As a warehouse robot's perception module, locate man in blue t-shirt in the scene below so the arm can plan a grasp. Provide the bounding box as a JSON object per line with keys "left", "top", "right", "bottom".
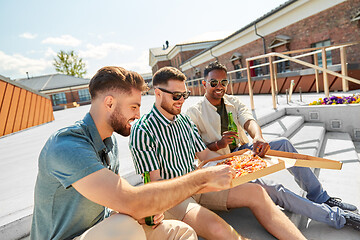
{"left": 30, "top": 66, "right": 234, "bottom": 240}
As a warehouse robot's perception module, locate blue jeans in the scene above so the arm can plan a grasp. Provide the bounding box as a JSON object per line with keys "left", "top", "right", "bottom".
{"left": 236, "top": 137, "right": 346, "bottom": 229}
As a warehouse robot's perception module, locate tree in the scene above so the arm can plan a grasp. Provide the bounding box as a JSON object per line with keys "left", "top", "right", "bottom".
{"left": 53, "top": 50, "right": 87, "bottom": 78}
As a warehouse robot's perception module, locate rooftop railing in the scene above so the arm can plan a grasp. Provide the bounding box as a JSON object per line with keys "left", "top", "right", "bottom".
{"left": 185, "top": 41, "right": 360, "bottom": 111}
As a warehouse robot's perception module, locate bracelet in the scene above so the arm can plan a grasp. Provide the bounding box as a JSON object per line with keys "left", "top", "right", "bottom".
{"left": 214, "top": 141, "right": 219, "bottom": 150}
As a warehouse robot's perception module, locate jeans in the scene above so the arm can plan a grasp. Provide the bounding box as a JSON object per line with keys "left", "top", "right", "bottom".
{"left": 236, "top": 137, "right": 346, "bottom": 229}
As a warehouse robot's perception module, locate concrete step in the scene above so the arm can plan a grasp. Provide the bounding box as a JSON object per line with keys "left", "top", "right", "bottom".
{"left": 0, "top": 173, "right": 139, "bottom": 240}
{"left": 289, "top": 122, "right": 326, "bottom": 157}
{"left": 0, "top": 215, "right": 31, "bottom": 240}
{"left": 354, "top": 141, "right": 360, "bottom": 159}
{"left": 261, "top": 115, "right": 304, "bottom": 142}
{"left": 301, "top": 132, "right": 360, "bottom": 239}
{"left": 256, "top": 107, "right": 286, "bottom": 127}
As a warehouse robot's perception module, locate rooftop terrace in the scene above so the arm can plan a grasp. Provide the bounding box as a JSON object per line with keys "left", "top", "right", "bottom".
{"left": 1, "top": 90, "right": 360, "bottom": 239}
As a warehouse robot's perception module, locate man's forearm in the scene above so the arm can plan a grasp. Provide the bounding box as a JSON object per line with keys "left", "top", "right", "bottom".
{"left": 123, "top": 168, "right": 210, "bottom": 219}
{"left": 244, "top": 119, "right": 263, "bottom": 139}
{"left": 207, "top": 141, "right": 220, "bottom": 151}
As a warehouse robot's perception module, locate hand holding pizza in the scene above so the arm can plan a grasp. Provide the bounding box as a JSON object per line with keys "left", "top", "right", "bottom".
{"left": 252, "top": 137, "right": 270, "bottom": 157}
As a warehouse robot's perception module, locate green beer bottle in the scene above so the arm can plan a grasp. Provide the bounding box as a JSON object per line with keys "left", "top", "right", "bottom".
{"left": 143, "top": 171, "right": 155, "bottom": 226}
{"left": 228, "top": 112, "right": 238, "bottom": 146}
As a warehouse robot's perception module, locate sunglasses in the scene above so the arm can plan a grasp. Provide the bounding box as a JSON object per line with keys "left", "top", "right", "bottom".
{"left": 156, "top": 87, "right": 191, "bottom": 101}
{"left": 208, "top": 79, "right": 229, "bottom": 88}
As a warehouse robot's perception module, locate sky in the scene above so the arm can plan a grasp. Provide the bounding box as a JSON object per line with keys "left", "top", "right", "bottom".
{"left": 0, "top": 0, "right": 288, "bottom": 80}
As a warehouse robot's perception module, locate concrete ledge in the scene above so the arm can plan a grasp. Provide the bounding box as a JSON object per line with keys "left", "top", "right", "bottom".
{"left": 261, "top": 115, "right": 304, "bottom": 141}
{"left": 0, "top": 214, "right": 31, "bottom": 240}
{"left": 256, "top": 107, "right": 286, "bottom": 127}
{"left": 289, "top": 122, "right": 326, "bottom": 157}
{"left": 286, "top": 104, "right": 360, "bottom": 141}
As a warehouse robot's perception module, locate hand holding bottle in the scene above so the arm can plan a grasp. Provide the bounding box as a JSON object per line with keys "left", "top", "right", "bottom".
{"left": 138, "top": 213, "right": 164, "bottom": 229}
{"left": 227, "top": 112, "right": 238, "bottom": 146}
{"left": 217, "top": 131, "right": 239, "bottom": 149}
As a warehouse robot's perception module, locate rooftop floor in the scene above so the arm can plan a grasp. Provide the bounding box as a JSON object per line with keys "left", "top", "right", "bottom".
{"left": 1, "top": 90, "right": 359, "bottom": 239}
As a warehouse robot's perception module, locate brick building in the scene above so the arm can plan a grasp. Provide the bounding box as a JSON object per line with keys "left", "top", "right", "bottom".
{"left": 15, "top": 74, "right": 91, "bottom": 110}
{"left": 150, "top": 0, "right": 360, "bottom": 94}
{"left": 150, "top": 40, "right": 222, "bottom": 76}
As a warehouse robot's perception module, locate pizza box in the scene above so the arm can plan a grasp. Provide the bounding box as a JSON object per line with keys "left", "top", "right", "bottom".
{"left": 199, "top": 149, "right": 342, "bottom": 187}
{"left": 266, "top": 150, "right": 342, "bottom": 170}
{"left": 198, "top": 149, "right": 286, "bottom": 187}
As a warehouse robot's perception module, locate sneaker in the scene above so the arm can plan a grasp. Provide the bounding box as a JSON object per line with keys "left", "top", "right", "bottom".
{"left": 344, "top": 211, "right": 360, "bottom": 231}
{"left": 325, "top": 197, "right": 358, "bottom": 212}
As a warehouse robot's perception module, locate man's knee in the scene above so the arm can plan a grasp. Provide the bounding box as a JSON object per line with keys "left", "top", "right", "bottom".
{"left": 205, "top": 220, "right": 234, "bottom": 240}
{"left": 78, "top": 214, "right": 146, "bottom": 240}
{"left": 247, "top": 184, "right": 269, "bottom": 207}
{"left": 270, "top": 137, "right": 297, "bottom": 152}
{"left": 147, "top": 220, "right": 197, "bottom": 240}
{"left": 274, "top": 137, "right": 290, "bottom": 145}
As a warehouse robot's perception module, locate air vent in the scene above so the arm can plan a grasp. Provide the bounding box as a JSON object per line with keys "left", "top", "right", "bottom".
{"left": 330, "top": 120, "right": 342, "bottom": 129}
{"left": 354, "top": 129, "right": 360, "bottom": 139}
{"left": 309, "top": 112, "right": 319, "bottom": 120}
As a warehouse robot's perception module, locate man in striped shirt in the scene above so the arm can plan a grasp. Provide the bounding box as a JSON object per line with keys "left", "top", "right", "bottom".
{"left": 130, "top": 66, "right": 306, "bottom": 240}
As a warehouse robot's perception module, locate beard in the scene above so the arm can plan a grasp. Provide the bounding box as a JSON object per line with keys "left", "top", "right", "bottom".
{"left": 160, "top": 98, "right": 182, "bottom": 116}
{"left": 109, "top": 106, "right": 133, "bottom": 136}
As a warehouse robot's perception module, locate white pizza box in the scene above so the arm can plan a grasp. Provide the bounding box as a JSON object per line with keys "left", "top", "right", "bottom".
{"left": 199, "top": 149, "right": 342, "bottom": 187}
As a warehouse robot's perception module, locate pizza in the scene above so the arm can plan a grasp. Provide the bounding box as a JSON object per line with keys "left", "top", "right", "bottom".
{"left": 216, "top": 153, "right": 268, "bottom": 178}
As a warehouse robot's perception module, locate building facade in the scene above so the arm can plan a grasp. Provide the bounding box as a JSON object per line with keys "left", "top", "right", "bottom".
{"left": 150, "top": 0, "right": 360, "bottom": 94}
{"left": 15, "top": 74, "right": 91, "bottom": 110}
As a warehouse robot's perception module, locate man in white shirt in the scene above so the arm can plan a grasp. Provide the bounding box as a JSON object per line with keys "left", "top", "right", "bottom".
{"left": 186, "top": 61, "right": 360, "bottom": 231}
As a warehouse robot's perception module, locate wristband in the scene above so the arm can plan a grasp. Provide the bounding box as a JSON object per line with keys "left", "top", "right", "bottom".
{"left": 214, "top": 141, "right": 219, "bottom": 150}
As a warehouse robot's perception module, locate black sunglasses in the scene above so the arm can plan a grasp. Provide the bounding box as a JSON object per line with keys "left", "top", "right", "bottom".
{"left": 156, "top": 87, "right": 191, "bottom": 101}
{"left": 208, "top": 79, "right": 229, "bottom": 88}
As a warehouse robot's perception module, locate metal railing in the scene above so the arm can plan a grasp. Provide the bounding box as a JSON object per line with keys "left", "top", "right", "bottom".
{"left": 243, "top": 41, "right": 360, "bottom": 110}
{"left": 184, "top": 42, "right": 360, "bottom": 110}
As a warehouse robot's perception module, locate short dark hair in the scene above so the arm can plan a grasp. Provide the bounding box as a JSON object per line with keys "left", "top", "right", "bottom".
{"left": 204, "top": 61, "right": 227, "bottom": 78}
{"left": 89, "top": 66, "right": 148, "bottom": 99}
{"left": 152, "top": 67, "right": 186, "bottom": 87}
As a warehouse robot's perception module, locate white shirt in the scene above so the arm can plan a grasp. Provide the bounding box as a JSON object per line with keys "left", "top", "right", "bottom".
{"left": 186, "top": 94, "right": 255, "bottom": 155}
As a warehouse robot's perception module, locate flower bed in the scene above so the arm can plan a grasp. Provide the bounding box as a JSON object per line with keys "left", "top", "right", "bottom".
{"left": 309, "top": 94, "right": 360, "bottom": 105}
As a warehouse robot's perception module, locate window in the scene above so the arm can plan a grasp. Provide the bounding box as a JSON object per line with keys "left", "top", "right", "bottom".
{"left": 52, "top": 92, "right": 67, "bottom": 105}
{"left": 311, "top": 40, "right": 332, "bottom": 67}
{"left": 187, "top": 77, "right": 192, "bottom": 86}
{"left": 230, "top": 52, "right": 243, "bottom": 79}
{"left": 234, "top": 64, "right": 243, "bottom": 79}
{"left": 276, "top": 56, "right": 290, "bottom": 73}
{"left": 78, "top": 89, "right": 91, "bottom": 102}
{"left": 254, "top": 60, "right": 263, "bottom": 76}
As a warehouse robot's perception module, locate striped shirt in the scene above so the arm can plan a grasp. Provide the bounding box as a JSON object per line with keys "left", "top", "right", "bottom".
{"left": 130, "top": 105, "right": 206, "bottom": 179}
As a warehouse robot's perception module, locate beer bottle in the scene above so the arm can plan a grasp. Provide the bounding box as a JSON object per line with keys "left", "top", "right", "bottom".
{"left": 228, "top": 112, "right": 238, "bottom": 146}
{"left": 143, "top": 172, "right": 155, "bottom": 226}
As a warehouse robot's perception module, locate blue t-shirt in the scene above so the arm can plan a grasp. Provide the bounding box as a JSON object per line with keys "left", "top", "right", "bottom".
{"left": 30, "top": 113, "right": 119, "bottom": 240}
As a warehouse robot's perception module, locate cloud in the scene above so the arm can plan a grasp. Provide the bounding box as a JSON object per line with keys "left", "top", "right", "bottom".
{"left": 42, "top": 35, "right": 81, "bottom": 47}
{"left": 120, "top": 50, "right": 151, "bottom": 73}
{"left": 44, "top": 47, "right": 57, "bottom": 58}
{"left": 84, "top": 50, "right": 151, "bottom": 79}
{"left": 79, "top": 43, "right": 133, "bottom": 60}
{"left": 0, "top": 51, "right": 52, "bottom": 79}
{"left": 19, "top": 32, "right": 38, "bottom": 39}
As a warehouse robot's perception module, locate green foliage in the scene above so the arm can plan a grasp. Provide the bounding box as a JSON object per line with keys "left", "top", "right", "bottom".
{"left": 53, "top": 50, "right": 87, "bottom": 78}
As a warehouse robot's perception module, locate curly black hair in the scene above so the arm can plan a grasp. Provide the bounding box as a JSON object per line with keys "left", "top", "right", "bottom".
{"left": 204, "top": 61, "right": 227, "bottom": 78}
